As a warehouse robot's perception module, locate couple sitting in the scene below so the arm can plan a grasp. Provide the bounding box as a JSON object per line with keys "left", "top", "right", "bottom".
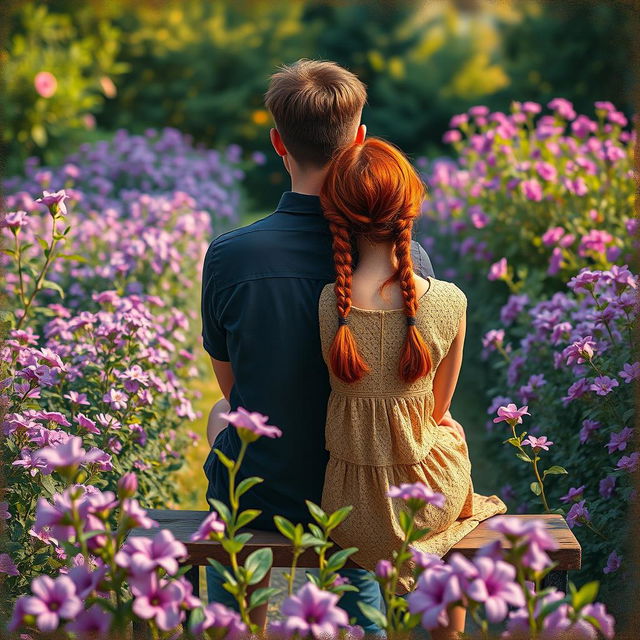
{"left": 200, "top": 59, "right": 505, "bottom": 637}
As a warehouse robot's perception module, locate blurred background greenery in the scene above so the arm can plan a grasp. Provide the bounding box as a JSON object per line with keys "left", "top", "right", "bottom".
{"left": 3, "top": 0, "right": 637, "bottom": 211}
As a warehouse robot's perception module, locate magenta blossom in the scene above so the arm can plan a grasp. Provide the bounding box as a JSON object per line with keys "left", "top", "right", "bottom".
{"left": 488, "top": 517, "right": 557, "bottom": 570}
{"left": 0, "top": 553, "right": 19, "bottom": 576}
{"left": 34, "top": 71, "right": 58, "bottom": 98}
{"left": 192, "top": 602, "right": 247, "bottom": 638}
{"left": 375, "top": 559, "right": 393, "bottom": 580}
{"left": 603, "top": 550, "right": 622, "bottom": 575}
{"left": 562, "top": 336, "right": 596, "bottom": 365}
{"left": 388, "top": 482, "right": 446, "bottom": 508}
{"left": 273, "top": 582, "right": 349, "bottom": 639}
{"left": 220, "top": 407, "right": 282, "bottom": 442}
{"left": 493, "top": 404, "right": 530, "bottom": 425}
{"left": 22, "top": 575, "right": 82, "bottom": 632}
{"left": 190, "top": 511, "right": 226, "bottom": 541}
{"left": 566, "top": 500, "right": 590, "bottom": 529}
{"left": 131, "top": 573, "right": 184, "bottom": 631}
{"left": 579, "top": 419, "right": 601, "bottom": 444}
{"left": 559, "top": 486, "right": 585, "bottom": 503}
{"left": 616, "top": 451, "right": 639, "bottom": 473}
{"left": 590, "top": 376, "right": 619, "bottom": 396}
{"left": 521, "top": 435, "right": 553, "bottom": 451}
{"left": 520, "top": 178, "right": 543, "bottom": 202}
{"left": 619, "top": 362, "right": 640, "bottom": 383}
{"left": 121, "top": 498, "right": 158, "bottom": 529}
{"left": 36, "top": 436, "right": 104, "bottom": 472}
{"left": 117, "top": 529, "right": 186, "bottom": 576}
{"left": 2, "top": 210, "right": 29, "bottom": 231}
{"left": 407, "top": 565, "right": 462, "bottom": 630}
{"left": 606, "top": 427, "right": 633, "bottom": 454}
{"left": 65, "top": 604, "right": 112, "bottom": 635}
{"left": 37, "top": 190, "right": 69, "bottom": 216}
{"left": 488, "top": 258, "right": 508, "bottom": 281}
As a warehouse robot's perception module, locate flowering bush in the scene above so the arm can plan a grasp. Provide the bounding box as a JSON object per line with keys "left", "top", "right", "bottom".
{"left": 8, "top": 407, "right": 615, "bottom": 639}
{"left": 484, "top": 267, "right": 637, "bottom": 606}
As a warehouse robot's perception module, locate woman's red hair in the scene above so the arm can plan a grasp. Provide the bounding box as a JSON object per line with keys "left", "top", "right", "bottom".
{"left": 320, "top": 138, "right": 432, "bottom": 384}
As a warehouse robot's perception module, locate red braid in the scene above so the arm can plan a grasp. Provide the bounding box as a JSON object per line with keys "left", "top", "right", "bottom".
{"left": 394, "top": 221, "right": 432, "bottom": 383}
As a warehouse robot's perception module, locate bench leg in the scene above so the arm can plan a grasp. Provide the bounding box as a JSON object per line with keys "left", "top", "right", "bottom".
{"left": 541, "top": 570, "right": 568, "bottom": 592}
{"left": 187, "top": 565, "right": 200, "bottom": 599}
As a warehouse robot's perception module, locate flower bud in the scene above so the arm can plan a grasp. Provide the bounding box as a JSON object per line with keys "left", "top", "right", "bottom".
{"left": 375, "top": 559, "right": 393, "bottom": 581}
{"left": 118, "top": 472, "right": 138, "bottom": 499}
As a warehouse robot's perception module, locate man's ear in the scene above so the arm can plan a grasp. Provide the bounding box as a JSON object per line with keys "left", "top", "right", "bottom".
{"left": 270, "top": 128, "right": 288, "bottom": 157}
{"left": 355, "top": 124, "right": 367, "bottom": 145}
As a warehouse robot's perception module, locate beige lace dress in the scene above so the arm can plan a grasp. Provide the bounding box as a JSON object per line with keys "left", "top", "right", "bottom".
{"left": 319, "top": 277, "right": 506, "bottom": 594}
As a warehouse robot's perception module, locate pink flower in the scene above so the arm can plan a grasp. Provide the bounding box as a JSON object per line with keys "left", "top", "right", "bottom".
{"left": 34, "top": 71, "right": 58, "bottom": 98}
{"left": 619, "top": 362, "right": 640, "bottom": 383}
{"left": 22, "top": 575, "right": 82, "bottom": 632}
{"left": 190, "top": 511, "right": 225, "bottom": 541}
{"left": 410, "top": 548, "right": 444, "bottom": 571}
{"left": 548, "top": 98, "right": 576, "bottom": 120}
{"left": 590, "top": 376, "right": 619, "bottom": 396}
{"left": 12, "top": 447, "right": 48, "bottom": 476}
{"left": 388, "top": 482, "right": 446, "bottom": 508}
{"left": 488, "top": 258, "right": 508, "bottom": 281}
{"left": 535, "top": 162, "right": 557, "bottom": 182}
{"left": 118, "top": 472, "right": 138, "bottom": 499}
{"left": 522, "top": 101, "right": 541, "bottom": 114}
{"left": 102, "top": 387, "right": 128, "bottom": 410}
{"left": 520, "top": 179, "right": 543, "bottom": 202}
{"left": 407, "top": 565, "right": 461, "bottom": 630}
{"left": 36, "top": 436, "right": 103, "bottom": 472}
{"left": 36, "top": 190, "right": 69, "bottom": 216}
{"left": 443, "top": 130, "right": 462, "bottom": 144}
{"left": 0, "top": 553, "right": 19, "bottom": 576}
{"left": 488, "top": 516, "right": 557, "bottom": 570}
{"left": 1, "top": 210, "right": 29, "bottom": 231}
{"left": 272, "top": 582, "right": 349, "bottom": 639}
{"left": 220, "top": 407, "right": 282, "bottom": 442}
{"left": 116, "top": 530, "right": 186, "bottom": 576}
{"left": 493, "top": 404, "right": 530, "bottom": 425}
{"left": 65, "top": 604, "right": 112, "bottom": 635}
{"left": 541, "top": 226, "right": 565, "bottom": 246}
{"left": 63, "top": 391, "right": 90, "bottom": 405}
{"left": 562, "top": 336, "right": 596, "bottom": 366}
{"left": 582, "top": 602, "right": 615, "bottom": 639}
{"left": 375, "top": 559, "right": 393, "bottom": 580}
{"left": 462, "top": 557, "right": 525, "bottom": 623}
{"left": 562, "top": 378, "right": 591, "bottom": 406}
{"left": 68, "top": 564, "right": 108, "bottom": 599}
{"left": 521, "top": 435, "right": 553, "bottom": 451}
{"left": 482, "top": 329, "right": 504, "bottom": 351}
{"left": 121, "top": 498, "right": 158, "bottom": 529}
{"left": 131, "top": 573, "right": 185, "bottom": 631}
{"left": 192, "top": 602, "right": 247, "bottom": 638}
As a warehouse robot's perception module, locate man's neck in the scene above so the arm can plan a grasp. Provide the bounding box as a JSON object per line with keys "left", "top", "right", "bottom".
{"left": 289, "top": 164, "right": 329, "bottom": 196}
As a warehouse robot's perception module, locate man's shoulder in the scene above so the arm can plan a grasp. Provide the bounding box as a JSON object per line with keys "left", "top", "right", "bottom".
{"left": 210, "top": 214, "right": 277, "bottom": 253}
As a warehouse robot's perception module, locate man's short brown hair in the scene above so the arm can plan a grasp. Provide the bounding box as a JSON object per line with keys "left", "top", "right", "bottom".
{"left": 265, "top": 59, "right": 367, "bottom": 168}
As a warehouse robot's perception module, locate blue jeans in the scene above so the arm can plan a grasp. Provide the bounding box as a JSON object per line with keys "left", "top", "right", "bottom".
{"left": 206, "top": 565, "right": 385, "bottom": 634}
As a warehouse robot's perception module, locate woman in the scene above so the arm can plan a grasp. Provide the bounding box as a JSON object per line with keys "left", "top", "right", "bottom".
{"left": 318, "top": 138, "right": 506, "bottom": 635}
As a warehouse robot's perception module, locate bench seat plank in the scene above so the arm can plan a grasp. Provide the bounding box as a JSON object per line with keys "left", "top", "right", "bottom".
{"left": 130, "top": 510, "right": 581, "bottom": 571}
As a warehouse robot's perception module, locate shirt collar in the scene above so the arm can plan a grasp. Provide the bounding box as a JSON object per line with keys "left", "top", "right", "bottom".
{"left": 275, "top": 191, "right": 323, "bottom": 216}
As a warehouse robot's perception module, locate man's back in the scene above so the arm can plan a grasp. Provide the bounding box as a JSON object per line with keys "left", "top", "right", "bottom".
{"left": 201, "top": 191, "right": 434, "bottom": 529}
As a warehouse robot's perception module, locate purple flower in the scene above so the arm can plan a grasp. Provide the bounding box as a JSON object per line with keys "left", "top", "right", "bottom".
{"left": 590, "top": 376, "right": 619, "bottom": 396}
{"left": 37, "top": 190, "right": 69, "bottom": 216}
{"left": 22, "top": 575, "right": 82, "bottom": 632}
{"left": 562, "top": 336, "right": 596, "bottom": 365}
{"left": 582, "top": 602, "right": 615, "bottom": 639}
{"left": 606, "top": 427, "right": 633, "bottom": 454}
{"left": 388, "top": 482, "right": 446, "bottom": 508}
{"left": 76, "top": 413, "right": 100, "bottom": 434}
{"left": 36, "top": 436, "right": 103, "bottom": 472}
{"left": 535, "top": 162, "right": 557, "bottom": 182}
{"left": 274, "top": 582, "right": 349, "bottom": 639}
{"left": 500, "top": 294, "right": 529, "bottom": 325}
{"left": 488, "top": 258, "right": 508, "bottom": 281}
{"left": 190, "top": 511, "right": 226, "bottom": 541}
{"left": 131, "top": 573, "right": 184, "bottom": 631}
{"left": 65, "top": 604, "right": 112, "bottom": 636}
{"left": 443, "top": 130, "right": 462, "bottom": 144}
{"left": 375, "top": 559, "right": 393, "bottom": 580}
{"left": 603, "top": 550, "right": 622, "bottom": 575}
{"left": 548, "top": 97, "right": 576, "bottom": 120}
{"left": 33, "top": 489, "right": 89, "bottom": 541}
{"left": 0, "top": 553, "right": 19, "bottom": 576}
{"left": 559, "top": 485, "right": 585, "bottom": 504}
{"left": 462, "top": 557, "right": 525, "bottom": 623}
{"left": 565, "top": 500, "right": 590, "bottom": 529}
{"left": 63, "top": 390, "right": 90, "bottom": 405}
{"left": 488, "top": 516, "right": 557, "bottom": 570}
{"left": 619, "top": 362, "right": 640, "bottom": 383}
{"left": 102, "top": 388, "right": 128, "bottom": 410}
{"left": 493, "top": 404, "right": 530, "bottom": 425}
{"left": 407, "top": 565, "right": 461, "bottom": 630}
{"left": 521, "top": 435, "right": 553, "bottom": 452}
{"left": 563, "top": 378, "right": 590, "bottom": 406}
{"left": 482, "top": 329, "right": 505, "bottom": 351}
{"left": 12, "top": 447, "right": 48, "bottom": 476}
{"left": 1, "top": 210, "right": 29, "bottom": 231}
{"left": 599, "top": 475, "right": 616, "bottom": 498}
{"left": 616, "top": 452, "right": 639, "bottom": 473}
{"left": 547, "top": 247, "right": 563, "bottom": 276}
{"left": 121, "top": 498, "right": 158, "bottom": 529}
{"left": 68, "top": 564, "right": 108, "bottom": 598}
{"left": 410, "top": 548, "right": 445, "bottom": 572}
{"left": 220, "top": 407, "right": 282, "bottom": 442}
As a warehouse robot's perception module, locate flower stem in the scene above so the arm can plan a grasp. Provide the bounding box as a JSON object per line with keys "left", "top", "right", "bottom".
{"left": 532, "top": 456, "right": 551, "bottom": 513}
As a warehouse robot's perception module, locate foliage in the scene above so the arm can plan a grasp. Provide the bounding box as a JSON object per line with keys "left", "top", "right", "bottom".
{"left": 2, "top": 2, "right": 128, "bottom": 172}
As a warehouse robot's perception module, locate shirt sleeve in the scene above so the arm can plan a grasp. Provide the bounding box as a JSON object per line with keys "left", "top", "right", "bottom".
{"left": 410, "top": 240, "right": 436, "bottom": 278}
{"left": 201, "top": 243, "right": 230, "bottom": 361}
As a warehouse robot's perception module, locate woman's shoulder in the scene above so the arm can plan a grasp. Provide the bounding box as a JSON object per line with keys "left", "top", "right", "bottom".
{"left": 423, "top": 277, "right": 467, "bottom": 313}
{"left": 318, "top": 283, "right": 336, "bottom": 315}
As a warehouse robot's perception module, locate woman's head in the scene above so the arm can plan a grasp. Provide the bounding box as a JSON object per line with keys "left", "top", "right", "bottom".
{"left": 320, "top": 137, "right": 432, "bottom": 384}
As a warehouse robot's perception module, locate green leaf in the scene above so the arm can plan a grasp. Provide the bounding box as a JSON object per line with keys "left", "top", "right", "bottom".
{"left": 208, "top": 499, "right": 232, "bottom": 523}
{"left": 236, "top": 509, "right": 261, "bottom": 530}
{"left": 36, "top": 237, "right": 49, "bottom": 250}
{"left": 503, "top": 437, "right": 521, "bottom": 447}
{"left": 221, "top": 538, "right": 245, "bottom": 555}
{"left": 538, "top": 594, "right": 571, "bottom": 619}
{"left": 273, "top": 515, "right": 296, "bottom": 541}
{"left": 308, "top": 523, "right": 324, "bottom": 539}
{"left": 59, "top": 253, "right": 88, "bottom": 262}
{"left": 325, "top": 547, "right": 358, "bottom": 572}
{"left": 188, "top": 607, "right": 206, "bottom": 632}
{"left": 236, "top": 476, "right": 263, "bottom": 499}
{"left": 358, "top": 602, "right": 387, "bottom": 629}
{"left": 235, "top": 532, "right": 253, "bottom": 546}
{"left": 543, "top": 465, "right": 568, "bottom": 479}
{"left": 213, "top": 448, "right": 235, "bottom": 469}
{"left": 530, "top": 481, "right": 542, "bottom": 496}
{"left": 249, "top": 587, "right": 280, "bottom": 609}
{"left": 516, "top": 452, "right": 533, "bottom": 463}
{"left": 572, "top": 581, "right": 599, "bottom": 611}
{"left": 245, "top": 548, "right": 273, "bottom": 585}
{"left": 41, "top": 279, "right": 65, "bottom": 299}
{"left": 306, "top": 500, "right": 328, "bottom": 526}
{"left": 301, "top": 533, "right": 327, "bottom": 548}
{"left": 399, "top": 510, "right": 412, "bottom": 534}
{"left": 326, "top": 505, "right": 353, "bottom": 530}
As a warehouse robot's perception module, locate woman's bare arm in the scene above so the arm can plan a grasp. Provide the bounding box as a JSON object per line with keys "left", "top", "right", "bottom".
{"left": 210, "top": 356, "right": 234, "bottom": 401}
{"left": 431, "top": 313, "right": 466, "bottom": 425}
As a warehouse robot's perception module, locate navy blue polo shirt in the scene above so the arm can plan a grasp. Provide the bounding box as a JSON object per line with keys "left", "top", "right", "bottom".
{"left": 201, "top": 191, "right": 434, "bottom": 530}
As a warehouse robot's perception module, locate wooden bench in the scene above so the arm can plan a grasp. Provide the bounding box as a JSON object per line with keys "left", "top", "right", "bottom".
{"left": 130, "top": 510, "right": 581, "bottom": 599}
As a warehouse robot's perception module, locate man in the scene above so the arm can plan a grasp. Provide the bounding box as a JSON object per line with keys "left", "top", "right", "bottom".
{"left": 201, "top": 59, "right": 435, "bottom": 630}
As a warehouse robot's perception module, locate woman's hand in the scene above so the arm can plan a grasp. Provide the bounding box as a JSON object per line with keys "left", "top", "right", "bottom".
{"left": 439, "top": 410, "right": 466, "bottom": 441}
